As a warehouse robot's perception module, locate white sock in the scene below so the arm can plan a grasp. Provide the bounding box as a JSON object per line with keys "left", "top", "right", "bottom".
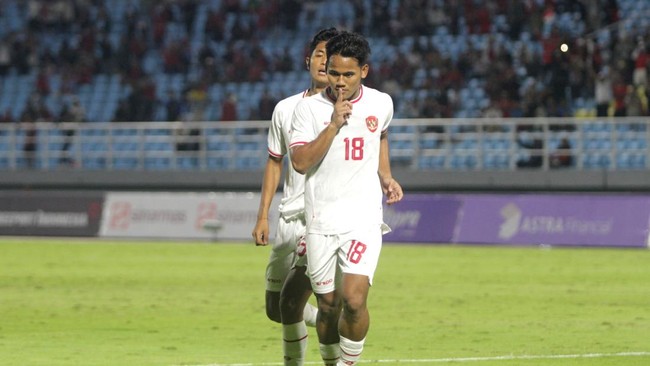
{"left": 319, "top": 343, "right": 340, "bottom": 366}
{"left": 283, "top": 322, "right": 308, "bottom": 366}
{"left": 302, "top": 303, "right": 318, "bottom": 327}
{"left": 338, "top": 336, "right": 364, "bottom": 366}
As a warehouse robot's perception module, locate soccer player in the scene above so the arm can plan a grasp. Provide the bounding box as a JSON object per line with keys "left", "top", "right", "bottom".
{"left": 289, "top": 31, "right": 403, "bottom": 366}
{"left": 252, "top": 27, "right": 340, "bottom": 366}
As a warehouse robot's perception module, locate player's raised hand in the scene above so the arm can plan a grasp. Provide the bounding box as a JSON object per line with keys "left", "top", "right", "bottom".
{"left": 331, "top": 88, "right": 351, "bottom": 129}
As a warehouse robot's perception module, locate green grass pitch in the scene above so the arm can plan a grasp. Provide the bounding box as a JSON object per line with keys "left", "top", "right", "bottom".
{"left": 1, "top": 238, "right": 649, "bottom": 366}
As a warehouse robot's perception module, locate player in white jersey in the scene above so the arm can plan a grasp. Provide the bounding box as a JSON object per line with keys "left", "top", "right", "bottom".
{"left": 289, "top": 31, "right": 403, "bottom": 366}
{"left": 252, "top": 28, "right": 340, "bottom": 366}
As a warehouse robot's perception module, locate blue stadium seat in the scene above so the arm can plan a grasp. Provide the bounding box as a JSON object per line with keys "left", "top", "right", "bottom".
{"left": 418, "top": 155, "right": 445, "bottom": 169}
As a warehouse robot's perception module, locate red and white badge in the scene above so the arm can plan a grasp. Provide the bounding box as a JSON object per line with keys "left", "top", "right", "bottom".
{"left": 366, "top": 116, "right": 378, "bottom": 132}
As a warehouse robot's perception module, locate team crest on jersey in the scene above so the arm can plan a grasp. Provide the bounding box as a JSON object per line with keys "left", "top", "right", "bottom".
{"left": 366, "top": 116, "right": 378, "bottom": 132}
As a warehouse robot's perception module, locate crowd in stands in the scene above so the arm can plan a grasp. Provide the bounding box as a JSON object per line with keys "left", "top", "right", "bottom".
{"left": 0, "top": 0, "right": 648, "bottom": 129}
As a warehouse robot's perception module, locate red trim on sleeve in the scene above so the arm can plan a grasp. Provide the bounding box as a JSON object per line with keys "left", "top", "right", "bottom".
{"left": 289, "top": 141, "right": 308, "bottom": 148}
{"left": 268, "top": 148, "right": 283, "bottom": 158}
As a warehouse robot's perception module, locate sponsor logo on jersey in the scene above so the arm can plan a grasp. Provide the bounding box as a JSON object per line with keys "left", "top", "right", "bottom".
{"left": 316, "top": 278, "right": 333, "bottom": 286}
{"left": 366, "top": 116, "right": 378, "bottom": 132}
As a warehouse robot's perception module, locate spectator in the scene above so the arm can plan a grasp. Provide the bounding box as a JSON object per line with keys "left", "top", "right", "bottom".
{"left": 165, "top": 90, "right": 185, "bottom": 122}
{"left": 186, "top": 81, "right": 208, "bottom": 122}
{"left": 626, "top": 85, "right": 648, "bottom": 117}
{"left": 481, "top": 99, "right": 505, "bottom": 132}
{"left": 516, "top": 137, "right": 544, "bottom": 168}
{"left": 550, "top": 138, "right": 574, "bottom": 168}
{"left": 22, "top": 121, "right": 37, "bottom": 169}
{"left": 35, "top": 69, "right": 51, "bottom": 96}
{"left": 257, "top": 89, "right": 276, "bottom": 120}
{"left": 221, "top": 92, "right": 238, "bottom": 121}
{"left": 150, "top": 3, "right": 172, "bottom": 47}
{"left": 632, "top": 39, "right": 648, "bottom": 88}
{"left": 595, "top": 67, "right": 613, "bottom": 117}
{"left": 0, "top": 36, "right": 11, "bottom": 76}
{"left": 163, "top": 39, "right": 189, "bottom": 74}
{"left": 205, "top": 7, "right": 225, "bottom": 42}
{"left": 612, "top": 73, "right": 628, "bottom": 117}
{"left": 58, "top": 97, "right": 86, "bottom": 166}
{"left": 197, "top": 42, "right": 216, "bottom": 73}
{"left": 174, "top": 120, "right": 201, "bottom": 166}
{"left": 0, "top": 108, "right": 12, "bottom": 124}
{"left": 113, "top": 98, "right": 130, "bottom": 122}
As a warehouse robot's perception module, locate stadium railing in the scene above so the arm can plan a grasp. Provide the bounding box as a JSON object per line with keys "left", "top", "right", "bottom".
{"left": 0, "top": 117, "right": 648, "bottom": 172}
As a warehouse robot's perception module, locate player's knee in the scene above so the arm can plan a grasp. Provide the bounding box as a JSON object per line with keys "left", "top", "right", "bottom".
{"left": 265, "top": 293, "right": 282, "bottom": 323}
{"left": 342, "top": 293, "right": 367, "bottom": 316}
{"left": 266, "top": 306, "right": 282, "bottom": 323}
{"left": 279, "top": 293, "right": 300, "bottom": 318}
{"left": 316, "top": 293, "right": 341, "bottom": 320}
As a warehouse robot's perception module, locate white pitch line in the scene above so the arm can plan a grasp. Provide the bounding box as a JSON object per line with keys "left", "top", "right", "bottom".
{"left": 176, "top": 351, "right": 650, "bottom": 366}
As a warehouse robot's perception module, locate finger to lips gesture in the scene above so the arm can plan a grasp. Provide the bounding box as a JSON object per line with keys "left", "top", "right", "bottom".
{"left": 332, "top": 88, "right": 352, "bottom": 129}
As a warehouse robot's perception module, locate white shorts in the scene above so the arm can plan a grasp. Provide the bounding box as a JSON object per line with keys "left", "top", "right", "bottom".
{"left": 306, "top": 225, "right": 384, "bottom": 294}
{"left": 265, "top": 215, "right": 307, "bottom": 292}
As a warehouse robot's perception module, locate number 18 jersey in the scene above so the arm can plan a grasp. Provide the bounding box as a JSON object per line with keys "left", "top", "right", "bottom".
{"left": 290, "top": 86, "right": 394, "bottom": 234}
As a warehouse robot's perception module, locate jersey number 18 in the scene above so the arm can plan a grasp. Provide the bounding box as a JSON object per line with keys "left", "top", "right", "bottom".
{"left": 344, "top": 137, "right": 364, "bottom": 160}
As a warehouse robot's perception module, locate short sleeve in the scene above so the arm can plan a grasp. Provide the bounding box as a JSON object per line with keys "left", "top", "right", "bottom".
{"left": 267, "top": 104, "right": 285, "bottom": 158}
{"left": 381, "top": 94, "right": 394, "bottom": 133}
{"left": 289, "top": 99, "right": 315, "bottom": 148}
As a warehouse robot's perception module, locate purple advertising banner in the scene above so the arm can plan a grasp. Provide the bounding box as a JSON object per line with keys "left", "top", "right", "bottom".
{"left": 455, "top": 194, "right": 650, "bottom": 248}
{"left": 383, "top": 194, "right": 462, "bottom": 243}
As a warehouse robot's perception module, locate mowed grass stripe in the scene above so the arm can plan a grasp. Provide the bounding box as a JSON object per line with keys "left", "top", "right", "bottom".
{"left": 1, "top": 239, "right": 648, "bottom": 366}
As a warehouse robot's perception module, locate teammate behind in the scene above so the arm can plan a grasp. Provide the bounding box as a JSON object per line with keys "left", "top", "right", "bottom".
{"left": 252, "top": 27, "right": 340, "bottom": 366}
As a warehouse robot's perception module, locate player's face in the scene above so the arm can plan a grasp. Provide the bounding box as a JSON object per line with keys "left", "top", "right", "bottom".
{"left": 307, "top": 41, "right": 329, "bottom": 88}
{"left": 326, "top": 54, "right": 368, "bottom": 101}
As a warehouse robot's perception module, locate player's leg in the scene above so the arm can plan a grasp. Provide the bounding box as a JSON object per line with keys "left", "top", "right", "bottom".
{"left": 335, "top": 227, "right": 383, "bottom": 366}
{"left": 280, "top": 266, "right": 313, "bottom": 366}
{"left": 337, "top": 273, "right": 370, "bottom": 366}
{"left": 265, "top": 218, "right": 298, "bottom": 323}
{"left": 281, "top": 265, "right": 316, "bottom": 324}
{"left": 306, "top": 233, "right": 343, "bottom": 366}
{"left": 280, "top": 254, "right": 315, "bottom": 366}
{"left": 265, "top": 290, "right": 282, "bottom": 323}
{"left": 315, "top": 291, "right": 342, "bottom": 366}
{"left": 282, "top": 234, "right": 318, "bottom": 326}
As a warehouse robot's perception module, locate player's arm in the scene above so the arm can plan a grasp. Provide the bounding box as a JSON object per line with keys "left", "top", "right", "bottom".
{"left": 291, "top": 90, "right": 350, "bottom": 174}
{"left": 252, "top": 155, "right": 283, "bottom": 246}
{"left": 378, "top": 130, "right": 403, "bottom": 205}
{"left": 290, "top": 123, "right": 339, "bottom": 174}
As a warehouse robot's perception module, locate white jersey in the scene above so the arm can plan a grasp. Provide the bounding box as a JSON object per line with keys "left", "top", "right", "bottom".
{"left": 290, "top": 85, "right": 393, "bottom": 234}
{"left": 268, "top": 90, "right": 309, "bottom": 220}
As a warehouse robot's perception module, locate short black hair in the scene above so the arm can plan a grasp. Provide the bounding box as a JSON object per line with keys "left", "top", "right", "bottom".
{"left": 308, "top": 27, "right": 339, "bottom": 55}
{"left": 325, "top": 31, "right": 371, "bottom": 66}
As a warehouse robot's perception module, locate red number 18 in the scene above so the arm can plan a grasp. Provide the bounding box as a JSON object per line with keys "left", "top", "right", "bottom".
{"left": 346, "top": 240, "right": 367, "bottom": 264}
{"left": 344, "top": 137, "right": 364, "bottom": 160}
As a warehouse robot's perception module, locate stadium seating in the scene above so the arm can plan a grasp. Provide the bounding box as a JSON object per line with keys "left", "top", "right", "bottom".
{"left": 0, "top": 0, "right": 649, "bottom": 172}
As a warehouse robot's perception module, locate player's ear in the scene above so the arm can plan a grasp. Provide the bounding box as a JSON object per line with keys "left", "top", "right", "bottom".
{"left": 360, "top": 64, "right": 369, "bottom": 79}
{"left": 305, "top": 56, "right": 310, "bottom": 70}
